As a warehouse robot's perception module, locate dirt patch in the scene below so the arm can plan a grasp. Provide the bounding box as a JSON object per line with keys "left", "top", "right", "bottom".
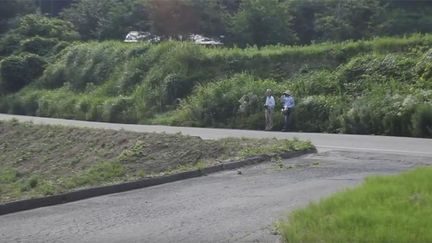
{"left": 0, "top": 120, "right": 313, "bottom": 203}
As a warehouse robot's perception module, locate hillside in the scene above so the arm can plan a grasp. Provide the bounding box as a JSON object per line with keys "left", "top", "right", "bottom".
{"left": 0, "top": 34, "right": 431, "bottom": 137}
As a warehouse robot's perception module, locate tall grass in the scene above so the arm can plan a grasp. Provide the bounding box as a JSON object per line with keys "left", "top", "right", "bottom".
{"left": 1, "top": 34, "right": 432, "bottom": 136}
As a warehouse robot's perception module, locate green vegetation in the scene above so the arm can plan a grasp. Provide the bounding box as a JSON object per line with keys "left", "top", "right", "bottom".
{"left": 1, "top": 34, "right": 431, "bottom": 137}
{"left": 0, "top": 53, "right": 46, "bottom": 92}
{"left": 1, "top": 1, "right": 432, "bottom": 138}
{"left": 4, "top": 0, "right": 432, "bottom": 45}
{"left": 0, "top": 120, "right": 313, "bottom": 203}
{"left": 278, "top": 167, "right": 432, "bottom": 243}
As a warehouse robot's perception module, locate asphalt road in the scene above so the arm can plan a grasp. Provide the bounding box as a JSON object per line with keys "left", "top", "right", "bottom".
{"left": 1, "top": 113, "right": 432, "bottom": 156}
{"left": 0, "top": 114, "right": 432, "bottom": 242}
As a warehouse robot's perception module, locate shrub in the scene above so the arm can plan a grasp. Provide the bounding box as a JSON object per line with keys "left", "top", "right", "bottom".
{"left": 0, "top": 33, "right": 21, "bottom": 56}
{"left": 20, "top": 36, "right": 59, "bottom": 56}
{"left": 293, "top": 96, "right": 340, "bottom": 132}
{"left": 410, "top": 104, "right": 432, "bottom": 138}
{"left": 35, "top": 88, "right": 78, "bottom": 118}
{"left": 101, "top": 96, "right": 137, "bottom": 123}
{"left": 415, "top": 48, "right": 432, "bottom": 89}
{"left": 50, "top": 41, "right": 70, "bottom": 56}
{"left": 40, "top": 42, "right": 128, "bottom": 90}
{"left": 289, "top": 70, "right": 340, "bottom": 97}
{"left": 342, "top": 93, "right": 388, "bottom": 135}
{"left": 166, "top": 74, "right": 285, "bottom": 129}
{"left": 0, "top": 15, "right": 79, "bottom": 56}
{"left": 139, "top": 42, "right": 216, "bottom": 113}
{"left": 337, "top": 54, "right": 417, "bottom": 96}
{"left": 342, "top": 92, "right": 428, "bottom": 136}
{"left": 18, "top": 90, "right": 40, "bottom": 115}
{"left": 15, "top": 14, "right": 79, "bottom": 41}
{"left": 0, "top": 53, "right": 47, "bottom": 93}
{"left": 0, "top": 94, "right": 24, "bottom": 114}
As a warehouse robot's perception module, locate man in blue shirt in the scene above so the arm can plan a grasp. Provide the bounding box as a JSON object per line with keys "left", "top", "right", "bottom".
{"left": 264, "top": 89, "right": 275, "bottom": 131}
{"left": 281, "top": 90, "right": 295, "bottom": 132}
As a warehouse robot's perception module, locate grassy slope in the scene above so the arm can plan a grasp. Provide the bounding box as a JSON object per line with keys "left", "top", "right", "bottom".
{"left": 0, "top": 34, "right": 431, "bottom": 136}
{"left": 0, "top": 120, "right": 313, "bottom": 203}
{"left": 278, "top": 167, "right": 432, "bottom": 243}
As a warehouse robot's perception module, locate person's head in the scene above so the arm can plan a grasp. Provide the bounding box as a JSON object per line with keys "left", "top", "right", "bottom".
{"left": 283, "top": 90, "right": 291, "bottom": 96}
{"left": 266, "top": 89, "right": 272, "bottom": 96}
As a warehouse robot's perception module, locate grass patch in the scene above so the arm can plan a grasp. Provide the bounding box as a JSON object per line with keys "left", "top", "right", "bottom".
{"left": 278, "top": 167, "right": 432, "bottom": 243}
{"left": 0, "top": 120, "right": 313, "bottom": 203}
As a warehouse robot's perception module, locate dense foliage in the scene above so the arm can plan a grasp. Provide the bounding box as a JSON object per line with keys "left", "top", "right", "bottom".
{"left": 0, "top": 53, "right": 46, "bottom": 93}
{"left": 2, "top": 0, "right": 432, "bottom": 45}
{"left": 0, "top": 34, "right": 431, "bottom": 137}
{"left": 0, "top": 0, "right": 432, "bottom": 138}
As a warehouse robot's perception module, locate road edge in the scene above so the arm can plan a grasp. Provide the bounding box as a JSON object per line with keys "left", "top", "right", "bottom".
{"left": 0, "top": 149, "right": 316, "bottom": 216}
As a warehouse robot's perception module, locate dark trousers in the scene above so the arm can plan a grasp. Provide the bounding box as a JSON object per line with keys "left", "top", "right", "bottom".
{"left": 283, "top": 108, "right": 291, "bottom": 130}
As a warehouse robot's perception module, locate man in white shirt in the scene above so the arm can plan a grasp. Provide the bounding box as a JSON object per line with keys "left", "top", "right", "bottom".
{"left": 264, "top": 89, "right": 275, "bottom": 131}
{"left": 281, "top": 90, "right": 295, "bottom": 132}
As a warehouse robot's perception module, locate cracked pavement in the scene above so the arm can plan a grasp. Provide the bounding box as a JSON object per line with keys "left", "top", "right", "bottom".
{"left": 1, "top": 150, "right": 431, "bottom": 243}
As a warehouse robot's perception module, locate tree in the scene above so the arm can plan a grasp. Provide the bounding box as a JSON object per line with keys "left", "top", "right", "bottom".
{"left": 189, "top": 0, "right": 228, "bottom": 38}
{"left": 381, "top": 0, "right": 432, "bottom": 36}
{"left": 0, "top": 0, "right": 36, "bottom": 34}
{"left": 287, "top": 0, "right": 324, "bottom": 44}
{"left": 314, "top": 0, "right": 384, "bottom": 42}
{"left": 35, "top": 0, "right": 75, "bottom": 17}
{"left": 148, "top": 0, "right": 200, "bottom": 38}
{"left": 61, "top": 0, "right": 116, "bottom": 40}
{"left": 61, "top": 0, "right": 151, "bottom": 40}
{"left": 98, "top": 0, "right": 151, "bottom": 39}
{"left": 15, "top": 14, "right": 79, "bottom": 40}
{"left": 0, "top": 14, "right": 79, "bottom": 56}
{"left": 227, "top": 0, "right": 298, "bottom": 46}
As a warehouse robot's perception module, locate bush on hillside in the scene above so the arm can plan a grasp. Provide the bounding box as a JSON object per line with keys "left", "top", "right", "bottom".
{"left": 337, "top": 54, "right": 417, "bottom": 96}
{"left": 415, "top": 48, "right": 432, "bottom": 89}
{"left": 0, "top": 53, "right": 46, "bottom": 93}
{"left": 165, "top": 74, "right": 285, "bottom": 129}
{"left": 0, "top": 15, "right": 79, "bottom": 56}
{"left": 342, "top": 92, "right": 430, "bottom": 136}
{"left": 138, "top": 42, "right": 217, "bottom": 113}
{"left": 51, "top": 41, "right": 70, "bottom": 56}
{"left": 40, "top": 42, "right": 127, "bottom": 90}
{"left": 0, "top": 94, "right": 24, "bottom": 114}
{"left": 289, "top": 70, "right": 340, "bottom": 97}
{"left": 0, "top": 33, "right": 21, "bottom": 56}
{"left": 20, "top": 36, "right": 59, "bottom": 56}
{"left": 36, "top": 90, "right": 76, "bottom": 118}
{"left": 410, "top": 103, "right": 432, "bottom": 138}
{"left": 15, "top": 15, "right": 79, "bottom": 41}
{"left": 293, "top": 96, "right": 340, "bottom": 132}
{"left": 101, "top": 96, "right": 137, "bottom": 123}
{"left": 343, "top": 93, "right": 390, "bottom": 135}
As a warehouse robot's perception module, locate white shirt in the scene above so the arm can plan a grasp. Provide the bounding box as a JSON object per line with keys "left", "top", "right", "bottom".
{"left": 265, "top": 96, "right": 275, "bottom": 109}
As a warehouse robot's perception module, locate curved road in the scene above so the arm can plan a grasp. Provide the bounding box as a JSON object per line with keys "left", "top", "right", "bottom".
{"left": 0, "top": 114, "right": 431, "bottom": 242}
{"left": 1, "top": 113, "right": 431, "bottom": 156}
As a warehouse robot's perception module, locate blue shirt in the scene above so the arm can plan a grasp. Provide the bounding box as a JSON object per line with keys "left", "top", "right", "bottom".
{"left": 282, "top": 95, "right": 295, "bottom": 109}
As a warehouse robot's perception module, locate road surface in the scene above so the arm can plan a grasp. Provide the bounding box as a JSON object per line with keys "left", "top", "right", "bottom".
{"left": 0, "top": 114, "right": 431, "bottom": 242}
{"left": 1, "top": 113, "right": 431, "bottom": 156}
